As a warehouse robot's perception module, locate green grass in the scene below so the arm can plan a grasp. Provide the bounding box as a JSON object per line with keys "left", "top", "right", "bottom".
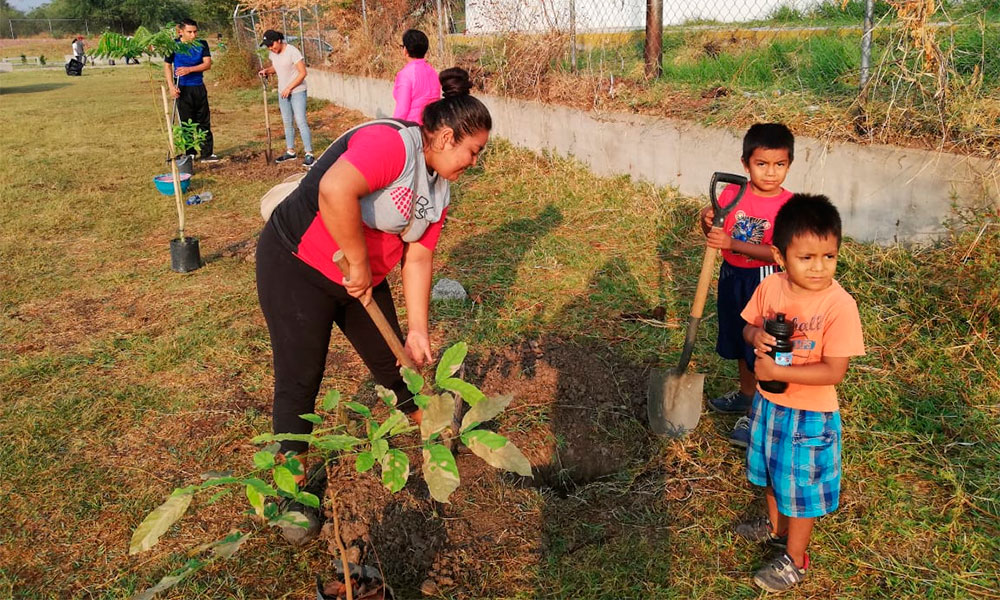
{"left": 2, "top": 66, "right": 999, "bottom": 599}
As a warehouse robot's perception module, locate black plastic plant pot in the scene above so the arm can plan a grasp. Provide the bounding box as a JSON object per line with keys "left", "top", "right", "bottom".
{"left": 170, "top": 237, "right": 201, "bottom": 273}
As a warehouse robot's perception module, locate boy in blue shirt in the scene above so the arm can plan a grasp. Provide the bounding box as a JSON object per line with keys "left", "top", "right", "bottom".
{"left": 701, "top": 123, "right": 794, "bottom": 447}
{"left": 164, "top": 18, "right": 218, "bottom": 162}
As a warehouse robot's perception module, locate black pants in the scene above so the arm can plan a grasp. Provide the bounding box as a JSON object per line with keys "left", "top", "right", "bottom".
{"left": 177, "top": 84, "right": 214, "bottom": 157}
{"left": 256, "top": 222, "right": 413, "bottom": 454}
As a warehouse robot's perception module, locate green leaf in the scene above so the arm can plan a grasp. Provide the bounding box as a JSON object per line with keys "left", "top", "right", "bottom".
{"left": 413, "top": 394, "right": 431, "bottom": 409}
{"left": 438, "top": 377, "right": 486, "bottom": 407}
{"left": 261, "top": 442, "right": 281, "bottom": 455}
{"left": 285, "top": 456, "right": 304, "bottom": 476}
{"left": 435, "top": 342, "right": 468, "bottom": 385}
{"left": 401, "top": 366, "right": 425, "bottom": 394}
{"left": 296, "top": 491, "right": 321, "bottom": 509}
{"left": 422, "top": 444, "right": 460, "bottom": 503}
{"left": 263, "top": 502, "right": 279, "bottom": 520}
{"left": 272, "top": 511, "right": 312, "bottom": 529}
{"left": 380, "top": 449, "right": 410, "bottom": 493}
{"left": 205, "top": 489, "right": 231, "bottom": 505}
{"left": 253, "top": 451, "right": 276, "bottom": 470}
{"left": 252, "top": 432, "right": 316, "bottom": 444}
{"left": 243, "top": 478, "right": 277, "bottom": 497}
{"left": 321, "top": 389, "right": 341, "bottom": 411}
{"left": 389, "top": 413, "right": 415, "bottom": 436}
{"left": 464, "top": 430, "right": 532, "bottom": 476}
{"left": 371, "top": 438, "right": 389, "bottom": 460}
{"left": 299, "top": 413, "right": 323, "bottom": 425}
{"left": 460, "top": 394, "right": 514, "bottom": 432}
{"left": 312, "top": 435, "right": 364, "bottom": 452}
{"left": 246, "top": 485, "right": 265, "bottom": 517}
{"left": 461, "top": 429, "right": 508, "bottom": 450}
{"left": 212, "top": 531, "right": 248, "bottom": 560}
{"left": 199, "top": 470, "right": 232, "bottom": 480}
{"left": 420, "top": 393, "right": 456, "bottom": 440}
{"left": 355, "top": 452, "right": 376, "bottom": 473}
{"left": 375, "top": 385, "right": 398, "bottom": 407}
{"left": 343, "top": 401, "right": 372, "bottom": 418}
{"left": 129, "top": 493, "right": 193, "bottom": 555}
{"left": 372, "top": 410, "right": 407, "bottom": 441}
{"left": 272, "top": 466, "right": 298, "bottom": 495}
{"left": 131, "top": 561, "right": 202, "bottom": 600}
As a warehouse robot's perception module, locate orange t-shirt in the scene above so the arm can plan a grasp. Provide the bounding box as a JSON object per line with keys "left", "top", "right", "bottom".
{"left": 741, "top": 273, "right": 865, "bottom": 412}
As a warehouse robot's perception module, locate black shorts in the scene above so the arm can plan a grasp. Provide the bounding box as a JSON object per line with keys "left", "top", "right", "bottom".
{"left": 715, "top": 261, "right": 779, "bottom": 369}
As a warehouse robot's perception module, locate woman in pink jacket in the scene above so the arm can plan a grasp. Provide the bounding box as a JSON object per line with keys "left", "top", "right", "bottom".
{"left": 392, "top": 29, "right": 441, "bottom": 124}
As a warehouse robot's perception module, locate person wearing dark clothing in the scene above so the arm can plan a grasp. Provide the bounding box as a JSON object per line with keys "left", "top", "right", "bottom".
{"left": 164, "top": 19, "right": 218, "bottom": 162}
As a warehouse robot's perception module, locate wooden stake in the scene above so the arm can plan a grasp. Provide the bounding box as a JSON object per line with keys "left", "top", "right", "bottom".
{"left": 160, "top": 85, "right": 185, "bottom": 239}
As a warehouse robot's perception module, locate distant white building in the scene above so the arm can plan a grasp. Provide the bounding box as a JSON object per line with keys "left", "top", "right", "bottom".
{"left": 465, "top": 0, "right": 817, "bottom": 33}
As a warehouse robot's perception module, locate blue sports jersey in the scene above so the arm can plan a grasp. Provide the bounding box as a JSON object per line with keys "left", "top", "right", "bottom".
{"left": 166, "top": 39, "right": 211, "bottom": 86}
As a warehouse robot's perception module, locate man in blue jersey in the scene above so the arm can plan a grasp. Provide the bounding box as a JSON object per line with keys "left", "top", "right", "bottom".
{"left": 164, "top": 19, "right": 218, "bottom": 162}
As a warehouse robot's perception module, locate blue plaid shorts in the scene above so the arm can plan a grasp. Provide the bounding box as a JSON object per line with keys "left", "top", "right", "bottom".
{"left": 746, "top": 392, "right": 842, "bottom": 518}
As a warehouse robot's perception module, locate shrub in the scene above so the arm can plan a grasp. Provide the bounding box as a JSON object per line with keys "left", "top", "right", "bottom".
{"left": 213, "top": 44, "right": 259, "bottom": 89}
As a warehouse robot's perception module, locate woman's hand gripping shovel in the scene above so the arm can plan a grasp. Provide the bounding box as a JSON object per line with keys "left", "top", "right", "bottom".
{"left": 647, "top": 172, "right": 748, "bottom": 437}
{"left": 333, "top": 251, "right": 465, "bottom": 446}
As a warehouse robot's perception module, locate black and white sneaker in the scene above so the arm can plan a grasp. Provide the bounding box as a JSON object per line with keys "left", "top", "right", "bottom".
{"left": 200, "top": 154, "right": 221, "bottom": 163}
{"left": 753, "top": 552, "right": 808, "bottom": 592}
{"left": 274, "top": 152, "right": 297, "bottom": 163}
{"left": 303, "top": 153, "right": 315, "bottom": 167}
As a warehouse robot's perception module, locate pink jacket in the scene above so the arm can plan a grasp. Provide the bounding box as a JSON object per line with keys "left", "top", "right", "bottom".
{"left": 392, "top": 59, "right": 441, "bottom": 124}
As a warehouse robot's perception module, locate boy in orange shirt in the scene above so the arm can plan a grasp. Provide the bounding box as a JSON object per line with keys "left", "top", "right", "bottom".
{"left": 702, "top": 123, "right": 794, "bottom": 447}
{"left": 734, "top": 194, "right": 865, "bottom": 592}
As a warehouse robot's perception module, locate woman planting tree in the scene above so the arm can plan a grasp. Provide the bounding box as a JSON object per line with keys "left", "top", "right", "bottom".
{"left": 256, "top": 67, "right": 491, "bottom": 540}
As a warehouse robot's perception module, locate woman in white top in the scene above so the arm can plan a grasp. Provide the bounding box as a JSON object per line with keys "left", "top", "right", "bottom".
{"left": 258, "top": 29, "right": 315, "bottom": 167}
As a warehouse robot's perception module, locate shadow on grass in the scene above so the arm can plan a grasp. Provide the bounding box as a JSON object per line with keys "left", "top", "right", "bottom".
{"left": 0, "top": 82, "right": 71, "bottom": 95}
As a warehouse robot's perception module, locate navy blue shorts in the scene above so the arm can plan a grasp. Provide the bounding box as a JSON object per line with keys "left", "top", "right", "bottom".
{"left": 715, "top": 261, "right": 779, "bottom": 368}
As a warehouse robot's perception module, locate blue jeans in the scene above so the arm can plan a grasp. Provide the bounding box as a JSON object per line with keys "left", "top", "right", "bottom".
{"left": 278, "top": 90, "right": 312, "bottom": 154}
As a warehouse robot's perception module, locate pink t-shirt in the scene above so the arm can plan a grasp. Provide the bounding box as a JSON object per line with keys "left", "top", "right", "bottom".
{"left": 294, "top": 124, "right": 446, "bottom": 285}
{"left": 392, "top": 59, "right": 441, "bottom": 124}
{"left": 717, "top": 184, "right": 792, "bottom": 269}
{"left": 741, "top": 273, "right": 865, "bottom": 412}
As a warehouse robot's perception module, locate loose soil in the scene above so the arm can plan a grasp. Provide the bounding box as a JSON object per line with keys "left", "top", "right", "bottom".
{"left": 316, "top": 337, "right": 655, "bottom": 598}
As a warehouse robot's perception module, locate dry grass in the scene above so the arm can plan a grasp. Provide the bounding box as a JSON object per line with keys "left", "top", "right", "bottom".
{"left": 2, "top": 63, "right": 999, "bottom": 599}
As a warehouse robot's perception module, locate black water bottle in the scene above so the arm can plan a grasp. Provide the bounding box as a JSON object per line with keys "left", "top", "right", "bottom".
{"left": 759, "top": 313, "right": 794, "bottom": 394}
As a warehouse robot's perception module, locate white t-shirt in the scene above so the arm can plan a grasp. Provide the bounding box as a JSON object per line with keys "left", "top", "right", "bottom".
{"left": 269, "top": 43, "right": 306, "bottom": 95}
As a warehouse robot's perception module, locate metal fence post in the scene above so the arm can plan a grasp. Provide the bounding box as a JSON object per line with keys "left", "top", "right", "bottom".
{"left": 570, "top": 0, "right": 577, "bottom": 72}
{"left": 361, "top": 0, "right": 368, "bottom": 33}
{"left": 859, "top": 0, "right": 874, "bottom": 95}
{"left": 298, "top": 8, "right": 306, "bottom": 64}
{"left": 644, "top": 0, "right": 662, "bottom": 78}
{"left": 313, "top": 5, "right": 326, "bottom": 64}
{"left": 436, "top": 0, "right": 445, "bottom": 58}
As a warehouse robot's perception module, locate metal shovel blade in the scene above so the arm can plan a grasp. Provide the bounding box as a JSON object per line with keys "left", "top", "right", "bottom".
{"left": 647, "top": 368, "right": 704, "bottom": 437}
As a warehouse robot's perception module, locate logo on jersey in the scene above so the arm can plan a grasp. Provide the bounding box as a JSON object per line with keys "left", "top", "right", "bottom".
{"left": 731, "top": 210, "right": 771, "bottom": 244}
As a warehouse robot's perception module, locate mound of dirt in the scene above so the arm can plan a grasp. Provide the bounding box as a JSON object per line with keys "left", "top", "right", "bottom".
{"left": 317, "top": 337, "right": 653, "bottom": 597}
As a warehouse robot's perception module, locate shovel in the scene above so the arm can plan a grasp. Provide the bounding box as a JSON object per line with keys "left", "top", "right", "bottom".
{"left": 648, "top": 172, "right": 748, "bottom": 437}
{"left": 259, "top": 73, "right": 275, "bottom": 164}
{"left": 333, "top": 250, "right": 465, "bottom": 444}
{"left": 332, "top": 250, "right": 414, "bottom": 369}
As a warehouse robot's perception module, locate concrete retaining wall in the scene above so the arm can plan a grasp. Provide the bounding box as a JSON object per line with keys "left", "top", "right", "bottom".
{"left": 307, "top": 70, "right": 999, "bottom": 244}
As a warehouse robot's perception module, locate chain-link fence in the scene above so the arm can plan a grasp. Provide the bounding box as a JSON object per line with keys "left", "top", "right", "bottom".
{"left": 4, "top": 18, "right": 127, "bottom": 39}
{"left": 232, "top": 4, "right": 331, "bottom": 68}
{"left": 230, "top": 0, "right": 999, "bottom": 152}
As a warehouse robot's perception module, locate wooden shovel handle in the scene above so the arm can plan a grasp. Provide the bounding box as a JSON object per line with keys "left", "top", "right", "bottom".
{"left": 332, "top": 250, "right": 415, "bottom": 369}
{"left": 690, "top": 231, "right": 721, "bottom": 320}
